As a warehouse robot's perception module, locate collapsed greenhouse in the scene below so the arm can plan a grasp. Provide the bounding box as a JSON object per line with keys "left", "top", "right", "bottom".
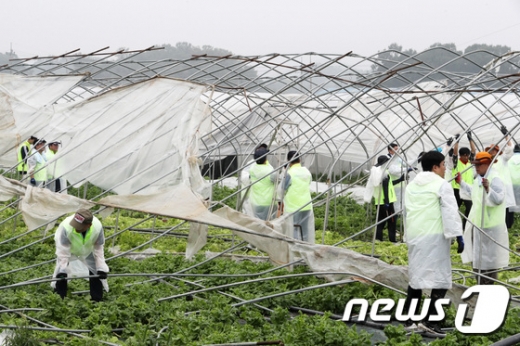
{"left": 0, "top": 46, "right": 520, "bottom": 344}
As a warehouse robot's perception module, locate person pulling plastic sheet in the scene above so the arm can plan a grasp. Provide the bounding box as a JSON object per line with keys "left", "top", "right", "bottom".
{"left": 402, "top": 150, "right": 463, "bottom": 334}
{"left": 457, "top": 152, "right": 509, "bottom": 285}
{"left": 53, "top": 209, "right": 109, "bottom": 302}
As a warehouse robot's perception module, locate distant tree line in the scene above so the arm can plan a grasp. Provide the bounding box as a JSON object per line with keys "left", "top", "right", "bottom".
{"left": 370, "top": 42, "right": 520, "bottom": 87}
{"left": 2, "top": 42, "right": 518, "bottom": 89}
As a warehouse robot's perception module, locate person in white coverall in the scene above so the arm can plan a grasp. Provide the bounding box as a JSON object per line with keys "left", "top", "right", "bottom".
{"left": 458, "top": 151, "right": 509, "bottom": 285}
{"left": 386, "top": 143, "right": 406, "bottom": 213}
{"left": 402, "top": 150, "right": 464, "bottom": 334}
{"left": 27, "top": 140, "right": 47, "bottom": 188}
{"left": 53, "top": 208, "right": 109, "bottom": 302}
{"left": 484, "top": 126, "right": 515, "bottom": 229}
{"left": 508, "top": 144, "right": 520, "bottom": 227}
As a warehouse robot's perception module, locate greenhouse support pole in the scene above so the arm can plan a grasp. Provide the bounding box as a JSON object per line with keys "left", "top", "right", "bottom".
{"left": 111, "top": 209, "right": 120, "bottom": 248}
{"left": 321, "top": 173, "right": 332, "bottom": 245}
{"left": 150, "top": 215, "right": 157, "bottom": 249}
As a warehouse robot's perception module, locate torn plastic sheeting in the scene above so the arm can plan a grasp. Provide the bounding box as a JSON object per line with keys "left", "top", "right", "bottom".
{"left": 0, "top": 74, "right": 86, "bottom": 167}
{"left": 290, "top": 242, "right": 478, "bottom": 316}
{"left": 48, "top": 77, "right": 211, "bottom": 195}
{"left": 0, "top": 175, "right": 94, "bottom": 231}
{"left": 95, "top": 185, "right": 279, "bottom": 241}
{"left": 213, "top": 206, "right": 293, "bottom": 265}
{"left": 19, "top": 185, "right": 94, "bottom": 231}
{"left": 0, "top": 176, "right": 26, "bottom": 202}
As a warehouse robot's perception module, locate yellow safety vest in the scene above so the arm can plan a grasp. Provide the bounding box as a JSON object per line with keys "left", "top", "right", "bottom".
{"left": 284, "top": 164, "right": 312, "bottom": 213}
{"left": 17, "top": 141, "right": 30, "bottom": 172}
{"left": 33, "top": 153, "right": 47, "bottom": 182}
{"left": 374, "top": 170, "right": 397, "bottom": 205}
{"left": 249, "top": 163, "right": 275, "bottom": 206}
{"left": 469, "top": 169, "right": 506, "bottom": 229}
{"left": 452, "top": 159, "right": 473, "bottom": 189}
{"left": 46, "top": 150, "right": 56, "bottom": 179}
{"left": 405, "top": 176, "right": 445, "bottom": 238}
{"left": 62, "top": 215, "right": 103, "bottom": 257}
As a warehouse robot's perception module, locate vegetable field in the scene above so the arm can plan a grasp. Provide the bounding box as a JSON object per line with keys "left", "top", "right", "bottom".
{"left": 0, "top": 185, "right": 520, "bottom": 345}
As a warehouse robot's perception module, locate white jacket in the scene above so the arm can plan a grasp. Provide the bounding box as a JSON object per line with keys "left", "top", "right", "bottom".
{"left": 405, "top": 172, "right": 462, "bottom": 289}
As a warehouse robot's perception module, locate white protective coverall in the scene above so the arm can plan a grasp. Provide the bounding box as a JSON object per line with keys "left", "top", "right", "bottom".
{"left": 27, "top": 151, "right": 47, "bottom": 188}
{"left": 405, "top": 172, "right": 463, "bottom": 289}
{"left": 460, "top": 167, "right": 509, "bottom": 270}
{"left": 496, "top": 144, "right": 515, "bottom": 208}
{"left": 52, "top": 215, "right": 109, "bottom": 290}
{"left": 388, "top": 155, "right": 405, "bottom": 212}
{"left": 508, "top": 152, "right": 520, "bottom": 212}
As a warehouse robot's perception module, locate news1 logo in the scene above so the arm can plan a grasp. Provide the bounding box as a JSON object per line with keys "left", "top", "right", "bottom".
{"left": 342, "top": 285, "right": 510, "bottom": 333}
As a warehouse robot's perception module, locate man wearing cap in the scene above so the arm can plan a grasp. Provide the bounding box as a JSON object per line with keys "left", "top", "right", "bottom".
{"left": 27, "top": 140, "right": 47, "bottom": 188}
{"left": 16, "top": 136, "right": 38, "bottom": 177}
{"left": 280, "top": 151, "right": 315, "bottom": 243}
{"left": 364, "top": 155, "right": 405, "bottom": 243}
{"left": 53, "top": 209, "right": 109, "bottom": 301}
{"left": 456, "top": 152, "right": 509, "bottom": 285}
{"left": 248, "top": 147, "right": 276, "bottom": 220}
{"left": 44, "top": 141, "right": 63, "bottom": 193}
{"left": 446, "top": 132, "right": 476, "bottom": 228}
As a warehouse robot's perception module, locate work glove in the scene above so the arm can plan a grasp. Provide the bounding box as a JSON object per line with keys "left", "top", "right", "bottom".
{"left": 384, "top": 204, "right": 390, "bottom": 210}
{"left": 55, "top": 272, "right": 67, "bottom": 299}
{"left": 56, "top": 272, "right": 67, "bottom": 279}
{"left": 455, "top": 133, "right": 460, "bottom": 140}
{"left": 467, "top": 131, "right": 472, "bottom": 141}
{"left": 500, "top": 125, "right": 508, "bottom": 135}
{"left": 456, "top": 236, "right": 464, "bottom": 254}
{"left": 454, "top": 172, "right": 461, "bottom": 185}
{"left": 30, "top": 178, "right": 36, "bottom": 186}
{"left": 447, "top": 137, "right": 454, "bottom": 146}
{"left": 97, "top": 271, "right": 108, "bottom": 279}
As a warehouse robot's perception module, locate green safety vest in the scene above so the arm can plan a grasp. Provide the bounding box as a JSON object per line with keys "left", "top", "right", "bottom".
{"left": 284, "top": 163, "right": 312, "bottom": 213}
{"left": 469, "top": 168, "right": 506, "bottom": 229}
{"left": 17, "top": 141, "right": 30, "bottom": 172}
{"left": 46, "top": 150, "right": 56, "bottom": 179}
{"left": 33, "top": 153, "right": 47, "bottom": 182}
{"left": 62, "top": 215, "right": 103, "bottom": 257}
{"left": 373, "top": 170, "right": 396, "bottom": 205}
{"left": 249, "top": 162, "right": 275, "bottom": 206}
{"left": 452, "top": 159, "right": 473, "bottom": 189}
{"left": 405, "top": 175, "right": 445, "bottom": 238}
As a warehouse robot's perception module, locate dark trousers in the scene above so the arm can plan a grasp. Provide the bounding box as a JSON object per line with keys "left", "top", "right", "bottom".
{"left": 454, "top": 189, "right": 472, "bottom": 229}
{"left": 506, "top": 208, "right": 515, "bottom": 229}
{"left": 403, "top": 286, "right": 447, "bottom": 324}
{"left": 55, "top": 270, "right": 103, "bottom": 301}
{"left": 474, "top": 268, "right": 498, "bottom": 285}
{"left": 375, "top": 203, "right": 396, "bottom": 243}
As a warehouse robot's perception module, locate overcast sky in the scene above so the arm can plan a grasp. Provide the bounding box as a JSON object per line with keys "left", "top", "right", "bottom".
{"left": 3, "top": 0, "right": 520, "bottom": 58}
